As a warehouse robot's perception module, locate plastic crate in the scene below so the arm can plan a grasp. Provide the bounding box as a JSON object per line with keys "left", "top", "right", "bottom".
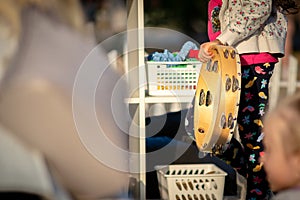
{"left": 155, "top": 164, "right": 227, "bottom": 200}
{"left": 146, "top": 61, "right": 202, "bottom": 96}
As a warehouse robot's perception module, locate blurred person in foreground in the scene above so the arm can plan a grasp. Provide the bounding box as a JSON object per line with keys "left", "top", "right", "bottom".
{"left": 261, "top": 92, "right": 300, "bottom": 199}
{"left": 0, "top": 0, "right": 130, "bottom": 199}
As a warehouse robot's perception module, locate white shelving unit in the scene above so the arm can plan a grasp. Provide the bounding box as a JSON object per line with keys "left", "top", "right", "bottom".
{"left": 126, "top": 1, "right": 147, "bottom": 199}
{"left": 126, "top": 1, "right": 195, "bottom": 199}
{"left": 127, "top": 96, "right": 193, "bottom": 104}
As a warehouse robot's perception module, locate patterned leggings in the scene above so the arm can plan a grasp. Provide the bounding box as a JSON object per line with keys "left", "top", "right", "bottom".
{"left": 220, "top": 62, "right": 275, "bottom": 200}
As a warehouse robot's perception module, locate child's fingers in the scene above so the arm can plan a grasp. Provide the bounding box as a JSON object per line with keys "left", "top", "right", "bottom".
{"left": 198, "top": 40, "right": 222, "bottom": 62}
{"left": 198, "top": 44, "right": 213, "bottom": 62}
{"left": 198, "top": 52, "right": 212, "bottom": 62}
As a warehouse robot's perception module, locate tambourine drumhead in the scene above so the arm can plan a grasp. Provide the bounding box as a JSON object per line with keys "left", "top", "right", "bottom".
{"left": 194, "top": 45, "right": 241, "bottom": 154}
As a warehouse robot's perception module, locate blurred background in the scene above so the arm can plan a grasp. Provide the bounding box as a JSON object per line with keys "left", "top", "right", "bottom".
{"left": 80, "top": 0, "right": 209, "bottom": 43}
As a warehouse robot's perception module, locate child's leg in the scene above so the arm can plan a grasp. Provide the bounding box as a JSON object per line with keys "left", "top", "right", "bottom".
{"left": 238, "top": 63, "right": 275, "bottom": 200}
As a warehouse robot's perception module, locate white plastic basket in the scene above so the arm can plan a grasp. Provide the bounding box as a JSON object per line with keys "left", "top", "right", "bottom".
{"left": 146, "top": 61, "right": 202, "bottom": 96}
{"left": 155, "top": 164, "right": 227, "bottom": 200}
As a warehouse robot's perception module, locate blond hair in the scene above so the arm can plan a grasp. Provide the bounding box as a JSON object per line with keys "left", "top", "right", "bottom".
{"left": 270, "top": 93, "right": 300, "bottom": 154}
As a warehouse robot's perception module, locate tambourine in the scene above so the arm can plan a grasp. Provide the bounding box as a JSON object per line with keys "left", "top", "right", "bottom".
{"left": 194, "top": 45, "right": 241, "bottom": 154}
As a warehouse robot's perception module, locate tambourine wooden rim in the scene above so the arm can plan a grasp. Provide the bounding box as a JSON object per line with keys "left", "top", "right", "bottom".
{"left": 194, "top": 45, "right": 241, "bottom": 154}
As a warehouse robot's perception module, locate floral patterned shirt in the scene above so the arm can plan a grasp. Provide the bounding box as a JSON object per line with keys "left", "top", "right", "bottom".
{"left": 207, "top": 0, "right": 280, "bottom": 65}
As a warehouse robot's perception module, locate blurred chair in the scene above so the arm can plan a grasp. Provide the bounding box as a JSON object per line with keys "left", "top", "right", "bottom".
{"left": 269, "top": 55, "right": 299, "bottom": 110}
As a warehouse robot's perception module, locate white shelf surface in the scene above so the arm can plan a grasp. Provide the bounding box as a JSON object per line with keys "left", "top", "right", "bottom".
{"left": 126, "top": 96, "right": 194, "bottom": 104}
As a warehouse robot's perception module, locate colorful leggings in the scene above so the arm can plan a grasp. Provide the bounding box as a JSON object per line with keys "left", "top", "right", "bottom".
{"left": 220, "top": 62, "right": 275, "bottom": 200}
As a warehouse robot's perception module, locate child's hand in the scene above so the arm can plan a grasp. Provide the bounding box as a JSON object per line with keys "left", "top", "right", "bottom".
{"left": 198, "top": 39, "right": 222, "bottom": 63}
